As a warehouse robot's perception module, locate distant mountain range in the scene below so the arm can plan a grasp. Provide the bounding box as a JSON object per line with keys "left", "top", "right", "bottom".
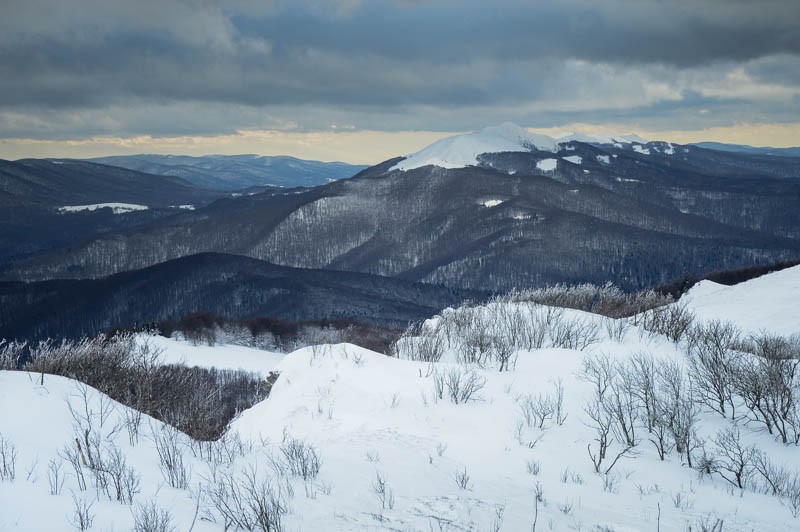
{"left": 4, "top": 124, "right": 799, "bottom": 293}
{"left": 86, "top": 154, "right": 368, "bottom": 190}
{"left": 0, "top": 253, "right": 479, "bottom": 341}
{"left": 691, "top": 142, "right": 800, "bottom": 158}
{"left": 0, "top": 158, "right": 235, "bottom": 263}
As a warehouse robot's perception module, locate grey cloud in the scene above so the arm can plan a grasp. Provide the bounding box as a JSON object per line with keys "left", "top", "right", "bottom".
{"left": 0, "top": 0, "right": 798, "bottom": 138}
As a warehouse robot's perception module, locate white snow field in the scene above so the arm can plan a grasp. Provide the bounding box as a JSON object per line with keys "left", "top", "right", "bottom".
{"left": 1, "top": 267, "right": 800, "bottom": 530}
{"left": 681, "top": 266, "right": 800, "bottom": 336}
{"left": 58, "top": 203, "right": 149, "bottom": 214}
{"left": 536, "top": 158, "right": 558, "bottom": 172}
{"left": 148, "top": 334, "right": 285, "bottom": 375}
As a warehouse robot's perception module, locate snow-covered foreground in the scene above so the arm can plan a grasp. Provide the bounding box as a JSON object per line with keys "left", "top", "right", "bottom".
{"left": 1, "top": 267, "right": 799, "bottom": 530}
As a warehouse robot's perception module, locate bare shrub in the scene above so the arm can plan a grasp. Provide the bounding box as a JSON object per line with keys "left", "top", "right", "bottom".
{"left": 0, "top": 340, "right": 26, "bottom": 370}
{"left": 453, "top": 467, "right": 473, "bottom": 490}
{"left": 132, "top": 500, "right": 176, "bottom": 532}
{"left": 47, "top": 459, "right": 66, "bottom": 495}
{"left": 391, "top": 323, "right": 445, "bottom": 363}
{"left": 205, "top": 465, "right": 289, "bottom": 531}
{"left": 552, "top": 317, "right": 600, "bottom": 351}
{"left": 604, "top": 318, "right": 630, "bottom": 342}
{"left": 0, "top": 433, "right": 18, "bottom": 482}
{"left": 153, "top": 425, "right": 190, "bottom": 489}
{"left": 280, "top": 437, "right": 322, "bottom": 481}
{"left": 9, "top": 334, "right": 272, "bottom": 441}
{"left": 518, "top": 380, "right": 567, "bottom": 430}
{"left": 735, "top": 332, "right": 800, "bottom": 445}
{"left": 440, "top": 367, "right": 486, "bottom": 404}
{"left": 505, "top": 283, "right": 671, "bottom": 318}
{"left": 68, "top": 494, "right": 94, "bottom": 531}
{"left": 686, "top": 321, "right": 742, "bottom": 417}
{"left": 640, "top": 302, "right": 694, "bottom": 342}
{"left": 104, "top": 444, "right": 141, "bottom": 504}
{"left": 581, "top": 355, "right": 636, "bottom": 474}
{"left": 656, "top": 360, "right": 699, "bottom": 467}
{"left": 710, "top": 426, "right": 756, "bottom": 489}
{"left": 373, "top": 471, "right": 395, "bottom": 510}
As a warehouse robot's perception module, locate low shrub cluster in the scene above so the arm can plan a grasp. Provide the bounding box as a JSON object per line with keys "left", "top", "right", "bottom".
{"left": 0, "top": 334, "right": 273, "bottom": 440}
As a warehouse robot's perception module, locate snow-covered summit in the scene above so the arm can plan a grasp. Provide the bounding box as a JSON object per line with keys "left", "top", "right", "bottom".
{"left": 391, "top": 123, "right": 559, "bottom": 171}
{"left": 555, "top": 131, "right": 649, "bottom": 145}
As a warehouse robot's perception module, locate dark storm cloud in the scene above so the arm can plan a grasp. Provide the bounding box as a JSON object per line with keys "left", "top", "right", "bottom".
{"left": 1, "top": 0, "right": 799, "bottom": 137}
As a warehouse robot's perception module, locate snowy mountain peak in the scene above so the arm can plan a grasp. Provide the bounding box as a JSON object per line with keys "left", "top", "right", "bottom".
{"left": 555, "top": 130, "right": 650, "bottom": 145}
{"left": 391, "top": 123, "right": 559, "bottom": 172}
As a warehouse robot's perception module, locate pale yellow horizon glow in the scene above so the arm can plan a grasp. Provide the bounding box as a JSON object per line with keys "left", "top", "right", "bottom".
{"left": 1, "top": 123, "right": 799, "bottom": 164}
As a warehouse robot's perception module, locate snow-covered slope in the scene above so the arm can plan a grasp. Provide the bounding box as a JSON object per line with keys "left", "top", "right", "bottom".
{"left": 147, "top": 334, "right": 285, "bottom": 375}
{"left": 682, "top": 265, "right": 800, "bottom": 335}
{"left": 391, "top": 123, "right": 559, "bottom": 171}
{"left": 2, "top": 269, "right": 800, "bottom": 530}
{"left": 0, "top": 372, "right": 213, "bottom": 532}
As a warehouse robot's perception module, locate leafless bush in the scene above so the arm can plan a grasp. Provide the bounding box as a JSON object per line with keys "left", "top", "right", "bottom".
{"left": 0, "top": 433, "right": 18, "bottom": 482}
{"left": 48, "top": 458, "right": 66, "bottom": 495}
{"left": 153, "top": 425, "right": 190, "bottom": 489}
{"left": 104, "top": 444, "right": 140, "bottom": 504}
{"left": 692, "top": 515, "right": 724, "bottom": 532}
{"left": 7, "top": 334, "right": 272, "bottom": 441}
{"left": 656, "top": 360, "right": 699, "bottom": 467}
{"left": 734, "top": 333, "right": 800, "bottom": 444}
{"left": 391, "top": 323, "right": 445, "bottom": 363}
{"left": 710, "top": 426, "right": 756, "bottom": 489}
{"left": 640, "top": 302, "right": 694, "bottom": 342}
{"left": 518, "top": 380, "right": 566, "bottom": 430}
{"left": 373, "top": 471, "right": 395, "bottom": 510}
{"left": 581, "top": 355, "right": 636, "bottom": 473}
{"left": 440, "top": 367, "right": 486, "bottom": 404}
{"left": 552, "top": 317, "right": 600, "bottom": 351}
{"left": 686, "top": 321, "right": 742, "bottom": 417}
{"left": 68, "top": 494, "right": 94, "bottom": 531}
{"left": 205, "top": 465, "right": 289, "bottom": 532}
{"left": 132, "top": 500, "right": 176, "bottom": 532}
{"left": 604, "top": 318, "right": 630, "bottom": 342}
{"left": 526, "top": 459, "right": 541, "bottom": 475}
{"left": 453, "top": 467, "right": 473, "bottom": 490}
{"left": 280, "top": 437, "right": 322, "bottom": 481}
{"left": 503, "top": 283, "right": 671, "bottom": 319}
{"left": 0, "top": 340, "right": 26, "bottom": 370}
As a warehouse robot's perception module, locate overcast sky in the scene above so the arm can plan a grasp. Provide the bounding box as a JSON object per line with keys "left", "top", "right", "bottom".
{"left": 1, "top": 0, "right": 799, "bottom": 162}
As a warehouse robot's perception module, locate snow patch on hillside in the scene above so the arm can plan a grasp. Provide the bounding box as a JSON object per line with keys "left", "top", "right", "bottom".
{"left": 596, "top": 155, "right": 611, "bottom": 164}
{"left": 481, "top": 199, "right": 504, "bottom": 208}
{"left": 392, "top": 123, "right": 559, "bottom": 171}
{"left": 632, "top": 144, "right": 651, "bottom": 155}
{"left": 536, "top": 158, "right": 558, "bottom": 172}
{"left": 58, "top": 203, "right": 149, "bottom": 214}
{"left": 562, "top": 155, "right": 582, "bottom": 165}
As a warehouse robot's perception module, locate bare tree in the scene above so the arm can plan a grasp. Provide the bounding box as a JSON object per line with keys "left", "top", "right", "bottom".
{"left": 710, "top": 426, "right": 756, "bottom": 489}
{"left": 686, "top": 321, "right": 741, "bottom": 417}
